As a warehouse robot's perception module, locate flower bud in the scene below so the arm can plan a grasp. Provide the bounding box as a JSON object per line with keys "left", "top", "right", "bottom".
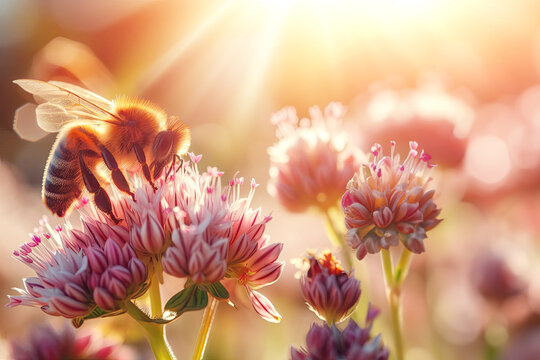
{"left": 300, "top": 251, "right": 360, "bottom": 324}
{"left": 162, "top": 225, "right": 228, "bottom": 284}
{"left": 85, "top": 239, "right": 148, "bottom": 311}
{"left": 130, "top": 212, "right": 166, "bottom": 256}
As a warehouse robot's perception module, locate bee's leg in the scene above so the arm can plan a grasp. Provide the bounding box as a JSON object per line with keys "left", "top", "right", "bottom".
{"left": 132, "top": 144, "right": 156, "bottom": 191}
{"left": 78, "top": 151, "right": 121, "bottom": 224}
{"left": 165, "top": 154, "right": 183, "bottom": 179}
{"left": 99, "top": 145, "right": 134, "bottom": 199}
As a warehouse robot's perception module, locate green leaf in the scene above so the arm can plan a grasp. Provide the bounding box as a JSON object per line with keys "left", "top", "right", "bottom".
{"left": 165, "top": 284, "right": 210, "bottom": 315}
{"left": 72, "top": 317, "right": 84, "bottom": 328}
{"left": 184, "top": 287, "right": 208, "bottom": 312}
{"left": 165, "top": 284, "right": 197, "bottom": 312}
{"left": 87, "top": 306, "right": 113, "bottom": 319}
{"left": 204, "top": 281, "right": 230, "bottom": 300}
{"left": 71, "top": 306, "right": 124, "bottom": 328}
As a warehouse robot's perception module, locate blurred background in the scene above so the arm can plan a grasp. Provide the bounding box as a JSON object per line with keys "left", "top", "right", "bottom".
{"left": 1, "top": 0, "right": 540, "bottom": 359}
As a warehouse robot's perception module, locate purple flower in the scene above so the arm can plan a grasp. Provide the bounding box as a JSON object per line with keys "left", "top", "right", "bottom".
{"left": 10, "top": 323, "right": 124, "bottom": 360}
{"left": 471, "top": 251, "right": 525, "bottom": 302}
{"left": 8, "top": 216, "right": 148, "bottom": 317}
{"left": 300, "top": 251, "right": 360, "bottom": 324}
{"left": 291, "top": 318, "right": 389, "bottom": 360}
{"left": 85, "top": 238, "right": 148, "bottom": 311}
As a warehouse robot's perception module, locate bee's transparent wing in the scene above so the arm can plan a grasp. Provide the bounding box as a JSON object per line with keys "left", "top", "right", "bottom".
{"left": 13, "top": 79, "right": 120, "bottom": 133}
{"left": 13, "top": 103, "right": 49, "bottom": 142}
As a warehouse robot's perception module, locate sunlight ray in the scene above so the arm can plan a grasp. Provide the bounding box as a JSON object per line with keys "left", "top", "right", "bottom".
{"left": 226, "top": 3, "right": 292, "bottom": 125}
{"left": 135, "top": 1, "right": 233, "bottom": 95}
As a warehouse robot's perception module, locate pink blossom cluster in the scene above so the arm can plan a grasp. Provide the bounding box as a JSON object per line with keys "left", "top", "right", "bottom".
{"left": 8, "top": 155, "right": 284, "bottom": 323}
{"left": 8, "top": 216, "right": 148, "bottom": 318}
{"left": 160, "top": 158, "right": 284, "bottom": 321}
{"left": 268, "top": 103, "right": 359, "bottom": 212}
{"left": 341, "top": 141, "right": 442, "bottom": 259}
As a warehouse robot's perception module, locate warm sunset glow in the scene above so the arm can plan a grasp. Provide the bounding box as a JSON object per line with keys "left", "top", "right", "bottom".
{"left": 3, "top": 1, "right": 540, "bottom": 359}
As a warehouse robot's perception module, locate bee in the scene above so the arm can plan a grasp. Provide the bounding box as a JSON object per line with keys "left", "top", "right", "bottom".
{"left": 13, "top": 79, "right": 191, "bottom": 223}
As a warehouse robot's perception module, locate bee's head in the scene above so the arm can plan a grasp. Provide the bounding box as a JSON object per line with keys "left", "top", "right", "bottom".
{"left": 150, "top": 121, "right": 191, "bottom": 179}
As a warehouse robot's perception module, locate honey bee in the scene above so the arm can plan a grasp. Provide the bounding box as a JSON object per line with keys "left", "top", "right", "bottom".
{"left": 14, "top": 79, "right": 191, "bottom": 223}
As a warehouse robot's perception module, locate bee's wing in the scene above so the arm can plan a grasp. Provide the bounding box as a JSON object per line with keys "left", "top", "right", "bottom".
{"left": 13, "top": 79, "right": 121, "bottom": 133}
{"left": 13, "top": 103, "right": 49, "bottom": 142}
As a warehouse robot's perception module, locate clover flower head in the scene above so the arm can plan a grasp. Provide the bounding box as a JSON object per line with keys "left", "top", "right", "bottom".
{"left": 360, "top": 82, "right": 474, "bottom": 168}
{"left": 8, "top": 211, "right": 150, "bottom": 319}
{"left": 162, "top": 159, "right": 284, "bottom": 322}
{"left": 342, "top": 141, "right": 442, "bottom": 260}
{"left": 291, "top": 305, "right": 389, "bottom": 360}
{"left": 268, "top": 102, "right": 359, "bottom": 212}
{"left": 162, "top": 160, "right": 232, "bottom": 285}
{"left": 10, "top": 323, "right": 122, "bottom": 360}
{"left": 300, "top": 251, "right": 360, "bottom": 324}
{"left": 7, "top": 223, "right": 93, "bottom": 318}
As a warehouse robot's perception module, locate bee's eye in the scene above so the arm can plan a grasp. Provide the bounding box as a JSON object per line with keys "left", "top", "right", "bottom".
{"left": 152, "top": 131, "right": 174, "bottom": 160}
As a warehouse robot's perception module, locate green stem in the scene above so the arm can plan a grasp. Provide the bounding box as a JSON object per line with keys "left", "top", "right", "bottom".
{"left": 192, "top": 298, "right": 219, "bottom": 360}
{"left": 381, "top": 249, "right": 394, "bottom": 287}
{"left": 324, "top": 210, "right": 353, "bottom": 270}
{"left": 126, "top": 301, "right": 175, "bottom": 360}
{"left": 380, "top": 249, "right": 404, "bottom": 360}
{"left": 141, "top": 264, "right": 175, "bottom": 359}
{"left": 394, "top": 248, "right": 412, "bottom": 286}
{"left": 389, "top": 288, "right": 404, "bottom": 360}
{"left": 141, "top": 322, "right": 176, "bottom": 360}
{"left": 149, "top": 266, "right": 163, "bottom": 318}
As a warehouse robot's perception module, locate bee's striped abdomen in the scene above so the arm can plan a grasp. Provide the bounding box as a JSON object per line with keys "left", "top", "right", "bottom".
{"left": 42, "top": 132, "right": 85, "bottom": 217}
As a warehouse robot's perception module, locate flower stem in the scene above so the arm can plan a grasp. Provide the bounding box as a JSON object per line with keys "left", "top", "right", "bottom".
{"left": 126, "top": 301, "right": 176, "bottom": 360}
{"left": 388, "top": 288, "right": 404, "bottom": 360}
{"left": 380, "top": 249, "right": 405, "bottom": 360}
{"left": 381, "top": 249, "right": 394, "bottom": 286}
{"left": 142, "top": 322, "right": 176, "bottom": 360}
{"left": 192, "top": 298, "right": 219, "bottom": 360}
{"left": 141, "top": 264, "right": 175, "bottom": 359}
{"left": 149, "top": 265, "right": 163, "bottom": 318}
{"left": 324, "top": 210, "right": 353, "bottom": 270}
{"left": 395, "top": 248, "right": 412, "bottom": 286}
